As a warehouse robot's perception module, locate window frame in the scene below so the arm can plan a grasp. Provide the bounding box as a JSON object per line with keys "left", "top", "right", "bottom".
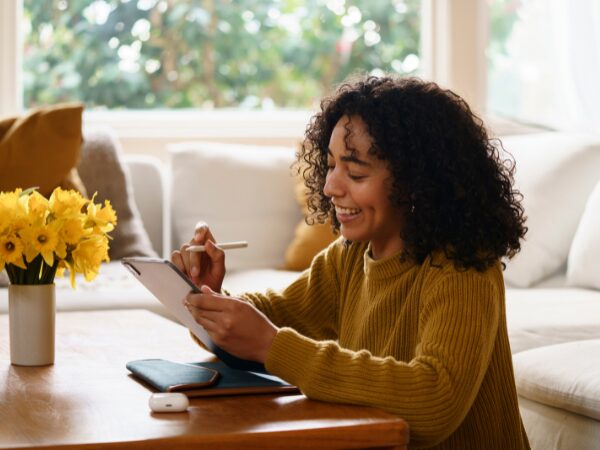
{"left": 0, "top": 0, "right": 487, "bottom": 142}
{"left": 0, "top": 0, "right": 22, "bottom": 117}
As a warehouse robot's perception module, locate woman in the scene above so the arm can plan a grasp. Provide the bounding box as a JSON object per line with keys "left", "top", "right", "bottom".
{"left": 172, "top": 75, "right": 530, "bottom": 449}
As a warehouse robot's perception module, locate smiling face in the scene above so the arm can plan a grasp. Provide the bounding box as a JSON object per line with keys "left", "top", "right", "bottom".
{"left": 323, "top": 115, "right": 406, "bottom": 259}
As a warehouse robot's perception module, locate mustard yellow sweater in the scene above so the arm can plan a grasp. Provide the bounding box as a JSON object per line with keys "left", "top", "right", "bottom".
{"left": 240, "top": 239, "right": 530, "bottom": 449}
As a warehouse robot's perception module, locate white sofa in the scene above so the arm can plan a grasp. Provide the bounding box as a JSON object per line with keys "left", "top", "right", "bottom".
{"left": 1, "top": 127, "right": 599, "bottom": 449}
{"left": 169, "top": 133, "right": 600, "bottom": 449}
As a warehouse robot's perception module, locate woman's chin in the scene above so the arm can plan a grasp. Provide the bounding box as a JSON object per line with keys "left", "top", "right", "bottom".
{"left": 339, "top": 227, "right": 366, "bottom": 243}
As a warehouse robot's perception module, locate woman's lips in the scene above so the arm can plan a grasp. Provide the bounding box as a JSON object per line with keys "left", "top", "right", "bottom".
{"left": 335, "top": 206, "right": 362, "bottom": 223}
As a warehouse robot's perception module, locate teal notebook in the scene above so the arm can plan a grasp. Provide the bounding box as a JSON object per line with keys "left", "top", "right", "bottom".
{"left": 126, "top": 359, "right": 299, "bottom": 397}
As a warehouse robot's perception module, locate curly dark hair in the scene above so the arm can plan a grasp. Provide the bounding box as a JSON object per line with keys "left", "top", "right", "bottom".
{"left": 299, "top": 75, "right": 527, "bottom": 272}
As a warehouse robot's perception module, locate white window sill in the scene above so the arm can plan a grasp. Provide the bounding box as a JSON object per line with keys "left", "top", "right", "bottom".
{"left": 84, "top": 109, "right": 314, "bottom": 140}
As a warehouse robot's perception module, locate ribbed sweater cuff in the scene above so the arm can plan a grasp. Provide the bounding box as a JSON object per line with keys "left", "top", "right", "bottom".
{"left": 265, "top": 327, "right": 315, "bottom": 386}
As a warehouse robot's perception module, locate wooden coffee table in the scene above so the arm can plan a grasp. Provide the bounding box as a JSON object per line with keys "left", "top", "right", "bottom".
{"left": 0, "top": 309, "right": 408, "bottom": 449}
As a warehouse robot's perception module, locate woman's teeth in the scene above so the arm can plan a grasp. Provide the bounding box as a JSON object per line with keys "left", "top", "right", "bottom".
{"left": 336, "top": 206, "right": 361, "bottom": 215}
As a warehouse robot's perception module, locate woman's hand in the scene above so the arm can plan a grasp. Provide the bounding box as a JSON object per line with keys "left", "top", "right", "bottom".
{"left": 184, "top": 285, "right": 278, "bottom": 363}
{"left": 171, "top": 222, "right": 226, "bottom": 292}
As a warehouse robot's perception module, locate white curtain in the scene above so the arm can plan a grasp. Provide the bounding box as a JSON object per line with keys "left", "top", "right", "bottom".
{"left": 555, "top": 0, "right": 600, "bottom": 133}
{"left": 488, "top": 0, "right": 600, "bottom": 134}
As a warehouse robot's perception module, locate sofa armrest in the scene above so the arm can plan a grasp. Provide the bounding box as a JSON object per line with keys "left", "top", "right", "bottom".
{"left": 124, "top": 154, "right": 166, "bottom": 257}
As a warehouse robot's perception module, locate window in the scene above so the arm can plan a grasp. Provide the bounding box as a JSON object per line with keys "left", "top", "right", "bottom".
{"left": 2, "top": 1, "right": 486, "bottom": 143}
{"left": 23, "top": 0, "right": 421, "bottom": 111}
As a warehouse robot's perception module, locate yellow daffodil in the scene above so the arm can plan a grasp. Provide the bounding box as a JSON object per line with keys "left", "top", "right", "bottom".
{"left": 1, "top": 187, "right": 116, "bottom": 287}
{"left": 58, "top": 218, "right": 85, "bottom": 245}
{"left": 0, "top": 189, "right": 29, "bottom": 234}
{"left": 55, "top": 264, "right": 65, "bottom": 278}
{"left": 86, "top": 195, "right": 117, "bottom": 234}
{"left": 71, "top": 235, "right": 110, "bottom": 284}
{"left": 60, "top": 258, "right": 77, "bottom": 288}
{"left": 27, "top": 190, "right": 50, "bottom": 224}
{"left": 49, "top": 187, "right": 87, "bottom": 218}
{"left": 0, "top": 233, "right": 26, "bottom": 271}
{"left": 20, "top": 223, "right": 59, "bottom": 266}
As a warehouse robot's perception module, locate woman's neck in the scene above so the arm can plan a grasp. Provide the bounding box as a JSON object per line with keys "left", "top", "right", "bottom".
{"left": 369, "top": 237, "right": 404, "bottom": 260}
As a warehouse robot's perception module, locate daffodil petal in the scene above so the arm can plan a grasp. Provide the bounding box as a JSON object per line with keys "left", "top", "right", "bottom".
{"left": 41, "top": 250, "right": 54, "bottom": 267}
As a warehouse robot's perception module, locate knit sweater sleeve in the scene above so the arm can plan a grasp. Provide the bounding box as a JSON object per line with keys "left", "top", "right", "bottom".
{"left": 264, "top": 271, "right": 501, "bottom": 448}
{"left": 237, "top": 239, "right": 344, "bottom": 341}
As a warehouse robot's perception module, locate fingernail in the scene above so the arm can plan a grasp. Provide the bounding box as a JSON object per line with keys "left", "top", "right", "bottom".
{"left": 191, "top": 266, "right": 199, "bottom": 276}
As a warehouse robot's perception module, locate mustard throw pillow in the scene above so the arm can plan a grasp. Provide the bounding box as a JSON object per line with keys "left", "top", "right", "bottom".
{"left": 283, "top": 176, "right": 338, "bottom": 271}
{"left": 0, "top": 103, "right": 84, "bottom": 198}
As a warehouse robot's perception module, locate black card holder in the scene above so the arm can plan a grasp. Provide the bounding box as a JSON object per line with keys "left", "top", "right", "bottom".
{"left": 126, "top": 359, "right": 219, "bottom": 392}
{"left": 126, "top": 359, "right": 299, "bottom": 397}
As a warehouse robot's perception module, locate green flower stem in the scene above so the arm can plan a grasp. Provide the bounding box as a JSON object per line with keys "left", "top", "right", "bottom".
{"left": 6, "top": 254, "right": 59, "bottom": 285}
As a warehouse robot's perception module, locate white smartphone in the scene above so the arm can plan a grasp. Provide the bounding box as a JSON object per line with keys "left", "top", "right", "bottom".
{"left": 121, "top": 257, "right": 267, "bottom": 373}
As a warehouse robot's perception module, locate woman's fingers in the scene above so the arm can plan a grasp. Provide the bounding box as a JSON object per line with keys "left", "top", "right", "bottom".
{"left": 171, "top": 249, "right": 185, "bottom": 273}
{"left": 190, "top": 224, "right": 208, "bottom": 277}
{"left": 171, "top": 223, "right": 225, "bottom": 291}
{"left": 194, "top": 221, "right": 208, "bottom": 236}
{"left": 204, "top": 240, "right": 225, "bottom": 266}
{"left": 184, "top": 290, "right": 277, "bottom": 363}
{"left": 185, "top": 289, "right": 224, "bottom": 311}
{"left": 194, "top": 221, "right": 217, "bottom": 244}
{"left": 190, "top": 223, "right": 219, "bottom": 278}
{"left": 178, "top": 242, "right": 193, "bottom": 277}
{"left": 187, "top": 307, "right": 219, "bottom": 332}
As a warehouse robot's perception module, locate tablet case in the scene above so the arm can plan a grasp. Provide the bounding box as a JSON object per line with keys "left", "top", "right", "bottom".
{"left": 127, "top": 359, "right": 299, "bottom": 397}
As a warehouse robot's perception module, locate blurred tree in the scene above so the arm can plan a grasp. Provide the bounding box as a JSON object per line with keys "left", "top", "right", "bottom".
{"left": 23, "top": 0, "right": 420, "bottom": 110}
{"left": 487, "top": 0, "right": 521, "bottom": 58}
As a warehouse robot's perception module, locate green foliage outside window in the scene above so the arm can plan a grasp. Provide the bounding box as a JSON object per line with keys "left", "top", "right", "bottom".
{"left": 23, "top": 0, "right": 420, "bottom": 110}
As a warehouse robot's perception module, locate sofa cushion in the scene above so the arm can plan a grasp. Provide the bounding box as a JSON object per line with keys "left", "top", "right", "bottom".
{"left": 168, "top": 142, "right": 301, "bottom": 272}
{"left": 506, "top": 288, "right": 600, "bottom": 354}
{"left": 224, "top": 268, "right": 301, "bottom": 295}
{"left": 501, "top": 133, "right": 600, "bottom": 287}
{"left": 567, "top": 180, "right": 600, "bottom": 290}
{"left": 513, "top": 339, "right": 600, "bottom": 421}
{"left": 0, "top": 103, "right": 85, "bottom": 197}
{"left": 77, "top": 128, "right": 157, "bottom": 260}
{"left": 518, "top": 396, "right": 600, "bottom": 450}
{"left": 0, "top": 262, "right": 170, "bottom": 319}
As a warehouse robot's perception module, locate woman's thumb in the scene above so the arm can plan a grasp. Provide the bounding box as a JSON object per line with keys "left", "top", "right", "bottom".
{"left": 200, "top": 284, "right": 215, "bottom": 294}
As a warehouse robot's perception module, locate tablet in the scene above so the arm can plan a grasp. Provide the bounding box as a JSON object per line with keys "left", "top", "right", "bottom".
{"left": 122, "top": 257, "right": 267, "bottom": 373}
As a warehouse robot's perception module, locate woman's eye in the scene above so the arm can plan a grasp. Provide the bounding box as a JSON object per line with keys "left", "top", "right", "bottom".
{"left": 349, "top": 174, "right": 366, "bottom": 181}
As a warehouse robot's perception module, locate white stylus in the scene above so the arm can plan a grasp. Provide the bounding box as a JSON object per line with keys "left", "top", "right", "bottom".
{"left": 186, "top": 241, "right": 249, "bottom": 253}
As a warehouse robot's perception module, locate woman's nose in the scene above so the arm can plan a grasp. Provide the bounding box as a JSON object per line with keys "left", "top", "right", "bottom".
{"left": 323, "top": 169, "right": 343, "bottom": 198}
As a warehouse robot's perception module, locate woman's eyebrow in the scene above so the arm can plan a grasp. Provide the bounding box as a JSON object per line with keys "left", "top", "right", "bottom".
{"left": 327, "top": 148, "right": 371, "bottom": 167}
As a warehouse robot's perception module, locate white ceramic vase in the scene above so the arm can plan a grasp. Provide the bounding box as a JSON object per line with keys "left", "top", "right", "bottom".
{"left": 8, "top": 283, "right": 55, "bottom": 366}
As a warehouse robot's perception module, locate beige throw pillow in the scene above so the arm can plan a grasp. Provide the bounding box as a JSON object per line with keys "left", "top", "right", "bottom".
{"left": 567, "top": 180, "right": 600, "bottom": 289}
{"left": 77, "top": 127, "right": 157, "bottom": 260}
